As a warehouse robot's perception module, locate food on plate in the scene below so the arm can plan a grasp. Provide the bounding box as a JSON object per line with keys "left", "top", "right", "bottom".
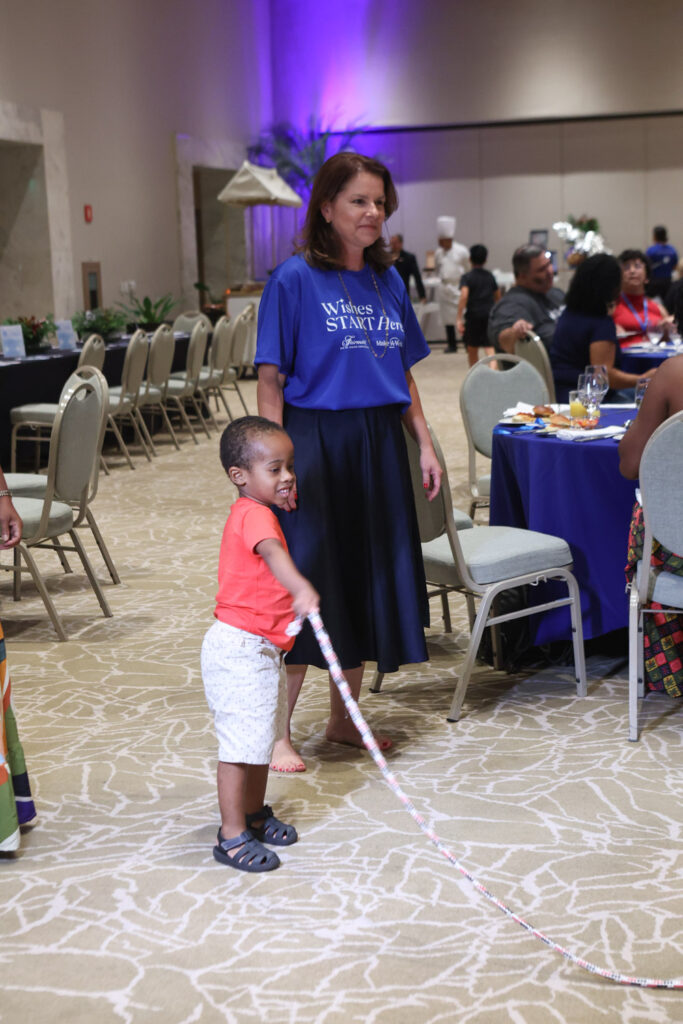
{"left": 576, "top": 417, "right": 600, "bottom": 429}
{"left": 548, "top": 413, "right": 571, "bottom": 427}
{"left": 511, "top": 411, "right": 537, "bottom": 423}
{"left": 533, "top": 405, "right": 554, "bottom": 417}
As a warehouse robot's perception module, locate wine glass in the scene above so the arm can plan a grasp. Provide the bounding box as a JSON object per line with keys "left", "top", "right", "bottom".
{"left": 634, "top": 379, "right": 650, "bottom": 411}
{"left": 585, "top": 364, "right": 609, "bottom": 404}
{"left": 577, "top": 372, "right": 601, "bottom": 421}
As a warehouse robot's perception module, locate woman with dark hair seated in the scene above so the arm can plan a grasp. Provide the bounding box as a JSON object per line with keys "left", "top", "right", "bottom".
{"left": 612, "top": 249, "right": 667, "bottom": 340}
{"left": 550, "top": 253, "right": 655, "bottom": 402}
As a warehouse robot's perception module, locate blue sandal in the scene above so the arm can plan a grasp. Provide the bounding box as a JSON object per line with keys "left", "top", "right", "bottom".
{"left": 213, "top": 829, "right": 280, "bottom": 872}
{"left": 245, "top": 805, "right": 298, "bottom": 846}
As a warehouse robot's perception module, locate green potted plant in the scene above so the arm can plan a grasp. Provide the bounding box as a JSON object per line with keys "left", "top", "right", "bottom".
{"left": 72, "top": 307, "right": 128, "bottom": 342}
{"left": 3, "top": 314, "right": 56, "bottom": 354}
{"left": 118, "top": 294, "right": 177, "bottom": 331}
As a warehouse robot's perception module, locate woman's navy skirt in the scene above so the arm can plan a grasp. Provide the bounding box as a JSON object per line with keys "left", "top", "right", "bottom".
{"left": 278, "top": 404, "right": 429, "bottom": 674}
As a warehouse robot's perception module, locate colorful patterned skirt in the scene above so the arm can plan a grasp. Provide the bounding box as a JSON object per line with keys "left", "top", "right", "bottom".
{"left": 625, "top": 502, "right": 683, "bottom": 697}
{"left": 1, "top": 623, "right": 37, "bottom": 851}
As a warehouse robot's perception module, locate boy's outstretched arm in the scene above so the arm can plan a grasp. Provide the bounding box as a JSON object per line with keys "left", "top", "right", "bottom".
{"left": 256, "top": 538, "right": 320, "bottom": 617}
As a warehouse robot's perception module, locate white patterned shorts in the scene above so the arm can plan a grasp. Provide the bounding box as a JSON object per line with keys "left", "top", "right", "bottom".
{"left": 201, "top": 620, "right": 287, "bottom": 764}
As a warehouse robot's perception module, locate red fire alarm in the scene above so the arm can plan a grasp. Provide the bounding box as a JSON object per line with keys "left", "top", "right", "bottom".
{"left": 84, "top": 204, "right": 93, "bottom": 223}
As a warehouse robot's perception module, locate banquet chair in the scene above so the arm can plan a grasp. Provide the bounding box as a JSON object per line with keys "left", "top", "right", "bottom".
{"left": 171, "top": 310, "right": 212, "bottom": 335}
{"left": 460, "top": 354, "right": 549, "bottom": 519}
{"left": 515, "top": 331, "right": 556, "bottom": 404}
{"left": 10, "top": 333, "right": 106, "bottom": 471}
{"left": 371, "top": 423, "right": 586, "bottom": 721}
{"left": 224, "top": 305, "right": 256, "bottom": 415}
{"left": 135, "top": 324, "right": 180, "bottom": 453}
{"left": 5, "top": 366, "right": 120, "bottom": 586}
{"left": 1, "top": 372, "right": 113, "bottom": 640}
{"left": 628, "top": 410, "right": 683, "bottom": 741}
{"left": 164, "top": 320, "right": 210, "bottom": 443}
{"left": 104, "top": 330, "right": 151, "bottom": 468}
{"left": 195, "top": 315, "right": 236, "bottom": 424}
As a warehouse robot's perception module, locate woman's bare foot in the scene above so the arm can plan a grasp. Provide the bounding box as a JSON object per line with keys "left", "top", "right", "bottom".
{"left": 269, "top": 737, "right": 306, "bottom": 773}
{"left": 325, "top": 719, "right": 393, "bottom": 751}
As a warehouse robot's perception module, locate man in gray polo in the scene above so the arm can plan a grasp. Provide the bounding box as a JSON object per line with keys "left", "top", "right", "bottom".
{"left": 488, "top": 245, "right": 564, "bottom": 353}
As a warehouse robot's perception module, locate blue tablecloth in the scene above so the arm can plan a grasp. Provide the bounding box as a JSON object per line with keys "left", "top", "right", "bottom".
{"left": 619, "top": 342, "right": 678, "bottom": 374}
{"left": 490, "top": 407, "right": 637, "bottom": 644}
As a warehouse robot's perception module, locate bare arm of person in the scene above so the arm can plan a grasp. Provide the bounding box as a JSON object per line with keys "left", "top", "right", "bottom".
{"left": 402, "top": 370, "right": 442, "bottom": 501}
{"left": 497, "top": 319, "right": 533, "bottom": 354}
{"left": 255, "top": 537, "right": 320, "bottom": 616}
{"left": 456, "top": 285, "right": 469, "bottom": 336}
{"left": 256, "top": 363, "right": 287, "bottom": 426}
{"left": 589, "top": 340, "right": 657, "bottom": 391}
{"left": 618, "top": 356, "right": 683, "bottom": 479}
{"left": 0, "top": 469, "right": 22, "bottom": 549}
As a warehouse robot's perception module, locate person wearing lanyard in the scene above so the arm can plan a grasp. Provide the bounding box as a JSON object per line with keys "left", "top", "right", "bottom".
{"left": 612, "top": 249, "right": 667, "bottom": 342}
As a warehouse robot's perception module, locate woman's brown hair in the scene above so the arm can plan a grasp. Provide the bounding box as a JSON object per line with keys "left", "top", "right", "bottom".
{"left": 297, "top": 152, "right": 398, "bottom": 273}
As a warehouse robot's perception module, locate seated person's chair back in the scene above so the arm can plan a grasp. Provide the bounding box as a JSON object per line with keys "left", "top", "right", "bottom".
{"left": 514, "top": 331, "right": 556, "bottom": 404}
{"left": 628, "top": 409, "right": 683, "bottom": 740}
{"left": 460, "top": 354, "right": 549, "bottom": 518}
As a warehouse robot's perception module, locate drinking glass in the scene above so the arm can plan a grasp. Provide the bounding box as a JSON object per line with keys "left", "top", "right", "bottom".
{"left": 585, "top": 364, "right": 609, "bottom": 404}
{"left": 568, "top": 390, "right": 586, "bottom": 428}
{"left": 577, "top": 372, "right": 601, "bottom": 421}
{"left": 634, "top": 379, "right": 650, "bottom": 410}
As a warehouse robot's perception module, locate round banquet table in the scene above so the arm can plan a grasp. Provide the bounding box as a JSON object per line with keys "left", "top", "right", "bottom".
{"left": 490, "top": 407, "right": 638, "bottom": 645}
{"left": 619, "top": 338, "right": 681, "bottom": 374}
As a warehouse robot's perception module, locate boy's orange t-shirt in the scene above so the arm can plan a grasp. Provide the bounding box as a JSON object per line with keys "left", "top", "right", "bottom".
{"left": 214, "top": 496, "right": 295, "bottom": 650}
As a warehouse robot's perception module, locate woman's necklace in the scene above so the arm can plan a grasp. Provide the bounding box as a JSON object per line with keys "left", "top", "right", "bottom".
{"left": 621, "top": 292, "right": 649, "bottom": 333}
{"left": 337, "top": 268, "right": 389, "bottom": 359}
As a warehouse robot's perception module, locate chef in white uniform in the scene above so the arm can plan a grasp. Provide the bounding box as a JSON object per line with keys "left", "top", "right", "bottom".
{"left": 434, "top": 215, "right": 469, "bottom": 352}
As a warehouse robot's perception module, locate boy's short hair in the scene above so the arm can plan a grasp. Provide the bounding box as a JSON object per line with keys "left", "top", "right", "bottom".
{"left": 469, "top": 244, "right": 487, "bottom": 265}
{"left": 220, "top": 416, "right": 288, "bottom": 473}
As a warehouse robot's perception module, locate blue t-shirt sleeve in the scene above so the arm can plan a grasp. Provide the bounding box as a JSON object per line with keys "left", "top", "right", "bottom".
{"left": 255, "top": 268, "right": 301, "bottom": 375}
{"left": 589, "top": 315, "right": 617, "bottom": 344}
{"left": 382, "top": 266, "right": 430, "bottom": 371}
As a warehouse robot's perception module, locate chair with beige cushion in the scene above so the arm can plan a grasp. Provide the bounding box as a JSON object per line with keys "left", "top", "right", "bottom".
{"left": 1, "top": 371, "right": 113, "bottom": 639}
{"left": 6, "top": 366, "right": 120, "bottom": 585}
{"left": 195, "top": 315, "right": 236, "bottom": 424}
{"left": 163, "top": 320, "right": 210, "bottom": 443}
{"left": 135, "top": 324, "right": 180, "bottom": 452}
{"left": 10, "top": 333, "right": 106, "bottom": 470}
{"left": 370, "top": 422, "right": 586, "bottom": 722}
{"left": 460, "top": 353, "right": 549, "bottom": 519}
{"left": 104, "top": 330, "right": 151, "bottom": 468}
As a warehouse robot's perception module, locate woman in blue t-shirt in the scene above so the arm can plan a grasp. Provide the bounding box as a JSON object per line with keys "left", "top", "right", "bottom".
{"left": 550, "top": 253, "right": 655, "bottom": 403}
{"left": 256, "top": 152, "right": 441, "bottom": 773}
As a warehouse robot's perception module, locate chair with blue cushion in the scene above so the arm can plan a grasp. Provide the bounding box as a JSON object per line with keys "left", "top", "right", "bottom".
{"left": 460, "top": 353, "right": 549, "bottom": 519}
{"left": 628, "top": 410, "right": 683, "bottom": 740}
{"left": 371, "top": 422, "right": 586, "bottom": 721}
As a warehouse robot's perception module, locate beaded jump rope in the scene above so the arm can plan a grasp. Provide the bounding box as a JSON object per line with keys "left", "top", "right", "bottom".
{"left": 293, "top": 610, "right": 683, "bottom": 990}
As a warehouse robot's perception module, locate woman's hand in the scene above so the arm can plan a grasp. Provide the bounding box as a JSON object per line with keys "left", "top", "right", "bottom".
{"left": 420, "top": 444, "right": 442, "bottom": 501}
{"left": 0, "top": 494, "right": 22, "bottom": 549}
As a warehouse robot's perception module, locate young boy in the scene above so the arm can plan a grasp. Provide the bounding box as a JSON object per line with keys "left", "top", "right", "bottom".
{"left": 201, "top": 416, "right": 319, "bottom": 872}
{"left": 456, "top": 244, "right": 501, "bottom": 367}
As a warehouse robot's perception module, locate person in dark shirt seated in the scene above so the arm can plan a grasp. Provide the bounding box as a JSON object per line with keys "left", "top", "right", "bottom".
{"left": 389, "top": 234, "right": 426, "bottom": 301}
{"left": 550, "top": 254, "right": 656, "bottom": 402}
{"left": 456, "top": 244, "right": 500, "bottom": 367}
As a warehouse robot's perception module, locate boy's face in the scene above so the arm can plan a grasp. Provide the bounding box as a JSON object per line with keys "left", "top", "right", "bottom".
{"left": 230, "top": 433, "right": 296, "bottom": 509}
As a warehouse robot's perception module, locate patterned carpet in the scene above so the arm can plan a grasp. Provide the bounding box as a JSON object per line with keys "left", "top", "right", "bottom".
{"left": 1, "top": 350, "right": 681, "bottom": 1024}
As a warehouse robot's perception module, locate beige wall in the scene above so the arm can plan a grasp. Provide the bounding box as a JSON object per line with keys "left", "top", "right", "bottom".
{"left": 270, "top": 0, "right": 683, "bottom": 127}
{"left": 0, "top": 0, "right": 272, "bottom": 313}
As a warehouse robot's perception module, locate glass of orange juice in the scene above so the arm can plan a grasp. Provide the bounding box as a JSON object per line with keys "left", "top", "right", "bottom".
{"left": 568, "top": 390, "right": 587, "bottom": 428}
